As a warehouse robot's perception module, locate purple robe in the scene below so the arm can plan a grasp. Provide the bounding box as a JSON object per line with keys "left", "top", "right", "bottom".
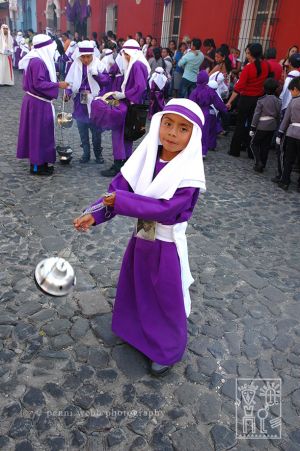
{"left": 66, "top": 63, "right": 108, "bottom": 124}
{"left": 89, "top": 157, "right": 199, "bottom": 365}
{"left": 189, "top": 85, "right": 227, "bottom": 156}
{"left": 91, "top": 60, "right": 148, "bottom": 160}
{"left": 109, "top": 62, "right": 124, "bottom": 92}
{"left": 14, "top": 47, "right": 22, "bottom": 69}
{"left": 148, "top": 81, "right": 166, "bottom": 119}
{"left": 208, "top": 113, "right": 223, "bottom": 149}
{"left": 16, "top": 58, "right": 59, "bottom": 165}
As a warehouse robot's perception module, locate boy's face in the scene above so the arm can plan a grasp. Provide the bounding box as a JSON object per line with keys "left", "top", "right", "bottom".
{"left": 159, "top": 113, "right": 193, "bottom": 155}
{"left": 290, "top": 88, "right": 300, "bottom": 97}
{"left": 80, "top": 54, "right": 93, "bottom": 65}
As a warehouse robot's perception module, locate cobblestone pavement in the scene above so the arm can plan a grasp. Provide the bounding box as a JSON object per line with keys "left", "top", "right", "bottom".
{"left": 0, "top": 71, "right": 299, "bottom": 451}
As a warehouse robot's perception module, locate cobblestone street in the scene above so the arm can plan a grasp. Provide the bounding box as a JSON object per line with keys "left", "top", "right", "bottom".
{"left": 0, "top": 71, "right": 300, "bottom": 451}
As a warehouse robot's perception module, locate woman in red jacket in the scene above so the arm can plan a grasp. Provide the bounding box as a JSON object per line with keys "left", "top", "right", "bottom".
{"left": 227, "top": 43, "right": 269, "bottom": 157}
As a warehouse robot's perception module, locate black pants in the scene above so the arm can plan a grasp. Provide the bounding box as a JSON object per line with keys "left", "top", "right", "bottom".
{"left": 230, "top": 95, "right": 259, "bottom": 156}
{"left": 281, "top": 136, "right": 300, "bottom": 186}
{"left": 250, "top": 130, "right": 274, "bottom": 167}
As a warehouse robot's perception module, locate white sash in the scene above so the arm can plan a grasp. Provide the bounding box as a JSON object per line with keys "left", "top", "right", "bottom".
{"left": 26, "top": 91, "right": 55, "bottom": 120}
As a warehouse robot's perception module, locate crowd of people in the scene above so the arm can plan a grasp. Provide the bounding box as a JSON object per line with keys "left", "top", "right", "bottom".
{"left": 1, "top": 25, "right": 299, "bottom": 191}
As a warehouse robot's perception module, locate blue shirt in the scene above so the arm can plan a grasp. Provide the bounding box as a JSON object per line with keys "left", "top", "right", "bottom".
{"left": 178, "top": 50, "right": 204, "bottom": 82}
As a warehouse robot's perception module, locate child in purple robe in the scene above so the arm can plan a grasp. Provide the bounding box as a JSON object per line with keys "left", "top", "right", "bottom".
{"left": 73, "top": 98, "right": 206, "bottom": 376}
{"left": 189, "top": 70, "right": 227, "bottom": 157}
{"left": 148, "top": 67, "right": 168, "bottom": 119}
{"left": 91, "top": 39, "right": 150, "bottom": 177}
{"left": 16, "top": 34, "right": 69, "bottom": 175}
{"left": 65, "top": 40, "right": 109, "bottom": 164}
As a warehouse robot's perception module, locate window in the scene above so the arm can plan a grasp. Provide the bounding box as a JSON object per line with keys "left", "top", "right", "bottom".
{"left": 227, "top": 0, "right": 281, "bottom": 55}
{"left": 106, "top": 4, "right": 118, "bottom": 34}
{"left": 161, "top": 0, "right": 182, "bottom": 47}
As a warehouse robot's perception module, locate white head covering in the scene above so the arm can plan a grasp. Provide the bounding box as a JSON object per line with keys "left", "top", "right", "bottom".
{"left": 115, "top": 53, "right": 125, "bottom": 75}
{"left": 18, "top": 34, "right": 57, "bottom": 82}
{"left": 121, "top": 39, "right": 150, "bottom": 93}
{"left": 208, "top": 80, "right": 218, "bottom": 90}
{"left": 92, "top": 40, "right": 100, "bottom": 58}
{"left": 16, "top": 31, "right": 23, "bottom": 46}
{"left": 20, "top": 38, "right": 30, "bottom": 55}
{"left": 149, "top": 67, "right": 168, "bottom": 90}
{"left": 209, "top": 71, "right": 228, "bottom": 98}
{"left": 65, "top": 40, "right": 105, "bottom": 97}
{"left": 0, "top": 24, "right": 14, "bottom": 53}
{"left": 121, "top": 98, "right": 206, "bottom": 200}
{"left": 101, "top": 48, "right": 115, "bottom": 72}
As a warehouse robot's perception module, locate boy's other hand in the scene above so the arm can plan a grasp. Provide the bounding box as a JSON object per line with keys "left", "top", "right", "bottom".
{"left": 73, "top": 214, "right": 95, "bottom": 231}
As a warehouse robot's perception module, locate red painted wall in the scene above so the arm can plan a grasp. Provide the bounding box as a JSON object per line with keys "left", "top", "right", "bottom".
{"left": 274, "top": 1, "right": 300, "bottom": 60}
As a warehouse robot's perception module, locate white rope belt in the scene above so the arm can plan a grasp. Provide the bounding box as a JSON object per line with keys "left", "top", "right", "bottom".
{"left": 155, "top": 224, "right": 174, "bottom": 243}
{"left": 291, "top": 123, "right": 300, "bottom": 127}
{"left": 26, "top": 91, "right": 53, "bottom": 104}
{"left": 259, "top": 116, "right": 274, "bottom": 121}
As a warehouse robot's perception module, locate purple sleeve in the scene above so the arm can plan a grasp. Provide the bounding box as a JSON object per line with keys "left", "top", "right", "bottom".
{"left": 114, "top": 187, "right": 199, "bottom": 225}
{"left": 93, "top": 72, "right": 111, "bottom": 87}
{"left": 90, "top": 172, "right": 131, "bottom": 225}
{"left": 125, "top": 62, "right": 148, "bottom": 103}
{"left": 212, "top": 92, "right": 228, "bottom": 113}
{"left": 30, "top": 59, "right": 59, "bottom": 99}
{"left": 189, "top": 89, "right": 197, "bottom": 103}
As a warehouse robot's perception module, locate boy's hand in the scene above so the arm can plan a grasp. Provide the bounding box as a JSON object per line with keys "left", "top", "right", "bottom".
{"left": 103, "top": 192, "right": 116, "bottom": 207}
{"left": 73, "top": 214, "right": 95, "bottom": 231}
{"left": 59, "top": 81, "right": 69, "bottom": 90}
{"left": 64, "top": 94, "right": 71, "bottom": 102}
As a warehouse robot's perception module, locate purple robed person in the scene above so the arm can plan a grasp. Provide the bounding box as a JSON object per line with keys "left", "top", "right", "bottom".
{"left": 148, "top": 67, "right": 168, "bottom": 119}
{"left": 74, "top": 99, "right": 206, "bottom": 375}
{"left": 189, "top": 70, "right": 227, "bottom": 157}
{"left": 16, "top": 34, "right": 65, "bottom": 175}
{"left": 91, "top": 39, "right": 150, "bottom": 177}
{"left": 65, "top": 40, "right": 109, "bottom": 164}
{"left": 109, "top": 60, "right": 124, "bottom": 92}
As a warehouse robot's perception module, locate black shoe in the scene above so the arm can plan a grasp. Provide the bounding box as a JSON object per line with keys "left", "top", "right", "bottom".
{"left": 44, "top": 163, "right": 54, "bottom": 174}
{"left": 150, "top": 361, "right": 171, "bottom": 377}
{"left": 30, "top": 164, "right": 53, "bottom": 176}
{"left": 228, "top": 151, "right": 240, "bottom": 157}
{"left": 101, "top": 160, "right": 125, "bottom": 177}
{"left": 271, "top": 175, "right": 281, "bottom": 183}
{"left": 278, "top": 181, "right": 289, "bottom": 191}
{"left": 95, "top": 156, "right": 105, "bottom": 164}
{"left": 253, "top": 163, "right": 264, "bottom": 173}
{"left": 79, "top": 157, "right": 90, "bottom": 163}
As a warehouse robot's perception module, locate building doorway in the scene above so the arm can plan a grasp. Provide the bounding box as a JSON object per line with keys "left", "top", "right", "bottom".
{"left": 46, "top": 0, "right": 61, "bottom": 32}
{"left": 105, "top": 4, "right": 118, "bottom": 34}
{"left": 161, "top": 0, "right": 182, "bottom": 47}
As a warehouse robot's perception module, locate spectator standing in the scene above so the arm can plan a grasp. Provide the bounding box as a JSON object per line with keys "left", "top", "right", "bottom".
{"left": 178, "top": 38, "right": 204, "bottom": 98}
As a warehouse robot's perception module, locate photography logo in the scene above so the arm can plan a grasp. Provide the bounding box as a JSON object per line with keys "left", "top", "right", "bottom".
{"left": 236, "top": 378, "right": 281, "bottom": 440}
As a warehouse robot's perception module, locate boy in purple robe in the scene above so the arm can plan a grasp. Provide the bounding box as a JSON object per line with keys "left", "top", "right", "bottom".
{"left": 148, "top": 67, "right": 168, "bottom": 119}
{"left": 16, "top": 34, "right": 69, "bottom": 175}
{"left": 73, "top": 98, "right": 206, "bottom": 377}
{"left": 65, "top": 40, "right": 109, "bottom": 164}
{"left": 189, "top": 70, "right": 228, "bottom": 157}
{"left": 91, "top": 39, "right": 150, "bottom": 177}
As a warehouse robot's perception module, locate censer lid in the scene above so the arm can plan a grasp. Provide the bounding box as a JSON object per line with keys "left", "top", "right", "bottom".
{"left": 34, "top": 257, "right": 76, "bottom": 297}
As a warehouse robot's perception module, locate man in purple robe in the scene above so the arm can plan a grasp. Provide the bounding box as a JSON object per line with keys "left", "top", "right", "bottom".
{"left": 73, "top": 99, "right": 206, "bottom": 377}
{"left": 65, "top": 40, "right": 109, "bottom": 164}
{"left": 189, "top": 70, "right": 228, "bottom": 157}
{"left": 16, "top": 34, "right": 69, "bottom": 175}
{"left": 91, "top": 39, "right": 150, "bottom": 177}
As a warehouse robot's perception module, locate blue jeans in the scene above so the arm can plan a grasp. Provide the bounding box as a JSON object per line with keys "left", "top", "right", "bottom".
{"left": 179, "top": 78, "right": 196, "bottom": 98}
{"left": 76, "top": 120, "right": 102, "bottom": 160}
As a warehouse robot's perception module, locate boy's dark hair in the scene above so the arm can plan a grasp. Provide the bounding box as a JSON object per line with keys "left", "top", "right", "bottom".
{"left": 62, "top": 32, "right": 69, "bottom": 38}
{"left": 265, "top": 47, "right": 277, "bottom": 59}
{"left": 288, "top": 76, "right": 300, "bottom": 91}
{"left": 192, "top": 38, "right": 201, "bottom": 50}
{"left": 136, "top": 31, "right": 143, "bottom": 39}
{"left": 289, "top": 53, "right": 300, "bottom": 68}
{"left": 216, "top": 47, "right": 232, "bottom": 73}
{"left": 203, "top": 38, "right": 215, "bottom": 48}
{"left": 264, "top": 77, "right": 279, "bottom": 94}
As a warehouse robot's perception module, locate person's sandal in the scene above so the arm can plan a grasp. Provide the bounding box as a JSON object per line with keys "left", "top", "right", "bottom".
{"left": 150, "top": 361, "right": 171, "bottom": 377}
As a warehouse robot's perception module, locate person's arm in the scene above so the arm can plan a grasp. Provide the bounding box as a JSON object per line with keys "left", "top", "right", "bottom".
{"left": 278, "top": 103, "right": 292, "bottom": 135}
{"left": 125, "top": 63, "right": 148, "bottom": 103}
{"left": 226, "top": 64, "right": 249, "bottom": 109}
{"left": 113, "top": 187, "right": 199, "bottom": 223}
{"left": 212, "top": 92, "right": 228, "bottom": 114}
{"left": 30, "top": 59, "right": 60, "bottom": 99}
{"left": 178, "top": 53, "right": 188, "bottom": 68}
{"left": 251, "top": 99, "right": 263, "bottom": 128}
{"left": 209, "top": 64, "right": 220, "bottom": 76}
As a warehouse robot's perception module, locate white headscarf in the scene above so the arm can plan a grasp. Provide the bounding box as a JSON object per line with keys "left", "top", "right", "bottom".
{"left": 67, "top": 41, "right": 77, "bottom": 58}
{"left": 18, "top": 34, "right": 57, "bottom": 82}
{"left": 209, "top": 71, "right": 228, "bottom": 98}
{"left": 0, "top": 24, "right": 13, "bottom": 53}
{"left": 121, "top": 39, "right": 150, "bottom": 93}
{"left": 101, "top": 48, "right": 115, "bottom": 72}
{"left": 121, "top": 98, "right": 206, "bottom": 200}
{"left": 115, "top": 53, "right": 125, "bottom": 75}
{"left": 149, "top": 67, "right": 168, "bottom": 90}
{"left": 92, "top": 41, "right": 100, "bottom": 59}
{"left": 65, "top": 40, "right": 106, "bottom": 97}
{"left": 20, "top": 38, "right": 30, "bottom": 56}
{"left": 16, "top": 31, "right": 23, "bottom": 46}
